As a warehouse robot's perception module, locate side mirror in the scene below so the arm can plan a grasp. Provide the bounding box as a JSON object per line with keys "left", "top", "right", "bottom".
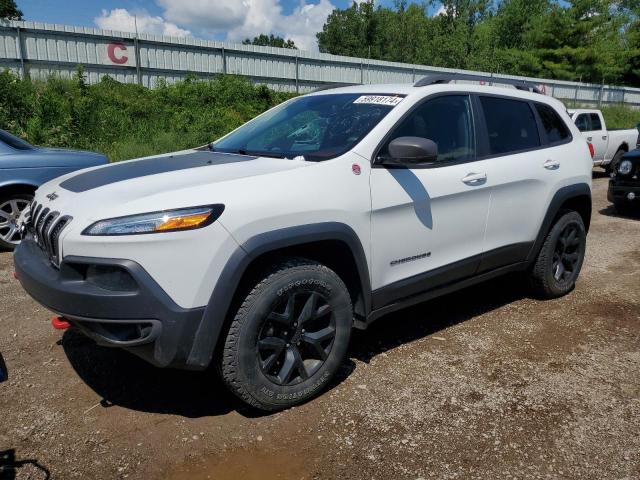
{"left": 386, "top": 136, "right": 438, "bottom": 166}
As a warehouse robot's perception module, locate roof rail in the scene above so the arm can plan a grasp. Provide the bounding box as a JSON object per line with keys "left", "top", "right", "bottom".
{"left": 414, "top": 73, "right": 542, "bottom": 94}
{"left": 312, "top": 82, "right": 357, "bottom": 92}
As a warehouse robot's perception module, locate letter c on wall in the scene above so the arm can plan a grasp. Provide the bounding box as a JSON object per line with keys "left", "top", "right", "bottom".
{"left": 107, "top": 43, "right": 129, "bottom": 65}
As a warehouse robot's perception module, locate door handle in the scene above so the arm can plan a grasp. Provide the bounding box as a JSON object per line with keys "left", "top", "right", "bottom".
{"left": 461, "top": 172, "right": 487, "bottom": 185}
{"left": 587, "top": 136, "right": 593, "bottom": 141}
{"left": 602, "top": 135, "right": 607, "bottom": 140}
{"left": 544, "top": 159, "right": 560, "bottom": 170}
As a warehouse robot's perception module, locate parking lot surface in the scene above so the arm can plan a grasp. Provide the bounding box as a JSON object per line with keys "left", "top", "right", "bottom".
{"left": 0, "top": 174, "right": 639, "bottom": 479}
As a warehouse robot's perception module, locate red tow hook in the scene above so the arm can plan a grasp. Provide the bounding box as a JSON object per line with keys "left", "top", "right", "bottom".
{"left": 51, "top": 316, "right": 71, "bottom": 330}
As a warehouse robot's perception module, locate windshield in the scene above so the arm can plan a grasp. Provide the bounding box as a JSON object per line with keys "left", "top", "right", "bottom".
{"left": 214, "top": 93, "right": 403, "bottom": 161}
{"left": 0, "top": 130, "right": 33, "bottom": 151}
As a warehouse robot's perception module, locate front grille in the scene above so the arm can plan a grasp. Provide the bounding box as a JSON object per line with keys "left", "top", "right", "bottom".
{"left": 26, "top": 200, "right": 72, "bottom": 268}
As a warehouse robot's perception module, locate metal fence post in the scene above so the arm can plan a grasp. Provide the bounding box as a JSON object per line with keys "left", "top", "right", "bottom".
{"left": 295, "top": 55, "right": 299, "bottom": 94}
{"left": 598, "top": 80, "right": 604, "bottom": 108}
{"left": 221, "top": 47, "right": 227, "bottom": 75}
{"left": 15, "top": 26, "right": 26, "bottom": 79}
{"left": 360, "top": 61, "right": 364, "bottom": 84}
{"left": 134, "top": 37, "right": 142, "bottom": 86}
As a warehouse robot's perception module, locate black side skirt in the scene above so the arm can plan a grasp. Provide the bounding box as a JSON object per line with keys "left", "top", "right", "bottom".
{"left": 368, "top": 242, "right": 533, "bottom": 324}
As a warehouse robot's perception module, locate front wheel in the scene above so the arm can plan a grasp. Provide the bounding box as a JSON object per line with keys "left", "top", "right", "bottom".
{"left": 219, "top": 258, "right": 353, "bottom": 411}
{"left": 529, "top": 211, "right": 586, "bottom": 299}
{"left": 0, "top": 193, "right": 32, "bottom": 250}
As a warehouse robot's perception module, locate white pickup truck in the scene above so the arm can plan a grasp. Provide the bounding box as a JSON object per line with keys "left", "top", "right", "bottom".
{"left": 568, "top": 109, "right": 639, "bottom": 172}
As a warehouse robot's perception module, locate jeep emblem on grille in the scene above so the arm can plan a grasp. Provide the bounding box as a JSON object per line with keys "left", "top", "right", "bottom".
{"left": 46, "top": 192, "right": 59, "bottom": 201}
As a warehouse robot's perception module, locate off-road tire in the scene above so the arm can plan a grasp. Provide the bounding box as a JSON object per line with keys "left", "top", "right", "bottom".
{"left": 529, "top": 210, "right": 586, "bottom": 299}
{"left": 219, "top": 258, "right": 352, "bottom": 411}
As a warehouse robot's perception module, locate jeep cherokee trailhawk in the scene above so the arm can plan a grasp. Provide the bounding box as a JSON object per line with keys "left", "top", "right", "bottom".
{"left": 15, "top": 73, "right": 592, "bottom": 410}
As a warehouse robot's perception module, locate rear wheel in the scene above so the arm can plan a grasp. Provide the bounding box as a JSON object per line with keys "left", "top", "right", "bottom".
{"left": 219, "top": 258, "right": 352, "bottom": 411}
{"left": 0, "top": 193, "right": 32, "bottom": 250}
{"left": 529, "top": 211, "right": 586, "bottom": 299}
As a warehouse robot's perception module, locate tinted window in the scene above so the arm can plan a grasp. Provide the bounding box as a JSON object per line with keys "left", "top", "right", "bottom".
{"left": 480, "top": 96, "right": 540, "bottom": 155}
{"left": 589, "top": 113, "right": 602, "bottom": 130}
{"left": 575, "top": 114, "right": 590, "bottom": 132}
{"left": 380, "top": 95, "right": 475, "bottom": 163}
{"left": 535, "top": 103, "right": 571, "bottom": 144}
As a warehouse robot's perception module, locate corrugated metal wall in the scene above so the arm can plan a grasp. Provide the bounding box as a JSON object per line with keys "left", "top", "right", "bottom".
{"left": 1, "top": 19, "right": 639, "bottom": 107}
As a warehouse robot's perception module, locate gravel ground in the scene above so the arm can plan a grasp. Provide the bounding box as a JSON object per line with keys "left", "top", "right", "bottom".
{"left": 0, "top": 174, "right": 639, "bottom": 480}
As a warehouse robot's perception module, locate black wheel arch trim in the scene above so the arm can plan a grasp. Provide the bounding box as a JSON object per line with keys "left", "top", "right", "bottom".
{"left": 186, "top": 222, "right": 371, "bottom": 368}
{"left": 526, "top": 182, "right": 591, "bottom": 264}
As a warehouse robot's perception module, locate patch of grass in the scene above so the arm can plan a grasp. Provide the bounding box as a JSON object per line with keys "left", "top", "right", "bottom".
{"left": 1, "top": 68, "right": 638, "bottom": 161}
{"left": 0, "top": 69, "right": 293, "bottom": 162}
{"left": 600, "top": 105, "right": 640, "bottom": 130}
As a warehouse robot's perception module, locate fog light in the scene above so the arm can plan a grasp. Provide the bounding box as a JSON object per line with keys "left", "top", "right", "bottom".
{"left": 628, "top": 192, "right": 636, "bottom": 201}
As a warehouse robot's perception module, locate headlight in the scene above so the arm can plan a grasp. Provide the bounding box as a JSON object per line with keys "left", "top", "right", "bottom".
{"left": 618, "top": 160, "right": 633, "bottom": 175}
{"left": 82, "top": 205, "right": 224, "bottom": 236}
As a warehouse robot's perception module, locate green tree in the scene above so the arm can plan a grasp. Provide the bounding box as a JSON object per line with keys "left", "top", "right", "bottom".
{"left": 242, "top": 34, "right": 297, "bottom": 49}
{"left": 316, "top": 1, "right": 377, "bottom": 57}
{"left": 314, "top": 0, "right": 639, "bottom": 86}
{"left": 0, "top": 0, "right": 23, "bottom": 20}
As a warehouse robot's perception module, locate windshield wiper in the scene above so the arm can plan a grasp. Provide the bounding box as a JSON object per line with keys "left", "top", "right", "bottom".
{"left": 237, "top": 149, "right": 286, "bottom": 159}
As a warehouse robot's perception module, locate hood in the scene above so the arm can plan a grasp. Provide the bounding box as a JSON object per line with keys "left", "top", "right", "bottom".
{"left": 0, "top": 147, "right": 108, "bottom": 169}
{"left": 58, "top": 150, "right": 309, "bottom": 195}
{"left": 35, "top": 150, "right": 311, "bottom": 220}
{"left": 622, "top": 148, "right": 640, "bottom": 160}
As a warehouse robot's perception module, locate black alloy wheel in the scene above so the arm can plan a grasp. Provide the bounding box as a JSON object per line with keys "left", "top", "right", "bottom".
{"left": 257, "top": 291, "right": 336, "bottom": 386}
{"left": 551, "top": 223, "right": 583, "bottom": 283}
{"left": 529, "top": 210, "right": 586, "bottom": 299}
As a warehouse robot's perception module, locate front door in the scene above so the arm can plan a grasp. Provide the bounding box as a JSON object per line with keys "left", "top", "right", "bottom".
{"left": 369, "top": 94, "right": 491, "bottom": 309}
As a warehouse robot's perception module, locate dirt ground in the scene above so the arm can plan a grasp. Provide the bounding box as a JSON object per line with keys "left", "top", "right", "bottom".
{"left": 1, "top": 174, "right": 639, "bottom": 480}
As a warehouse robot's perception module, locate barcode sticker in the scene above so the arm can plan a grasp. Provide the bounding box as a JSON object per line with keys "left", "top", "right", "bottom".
{"left": 353, "top": 95, "right": 404, "bottom": 106}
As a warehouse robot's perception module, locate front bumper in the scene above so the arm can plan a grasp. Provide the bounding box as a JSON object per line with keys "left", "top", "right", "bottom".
{"left": 14, "top": 239, "right": 206, "bottom": 369}
{"left": 608, "top": 179, "right": 640, "bottom": 207}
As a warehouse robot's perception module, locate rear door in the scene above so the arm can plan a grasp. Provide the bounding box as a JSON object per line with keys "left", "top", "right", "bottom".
{"left": 575, "top": 112, "right": 606, "bottom": 162}
{"left": 475, "top": 96, "right": 569, "bottom": 271}
{"left": 369, "top": 94, "right": 492, "bottom": 308}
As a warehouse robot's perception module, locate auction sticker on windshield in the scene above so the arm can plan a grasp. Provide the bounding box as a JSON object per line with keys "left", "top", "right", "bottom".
{"left": 353, "top": 95, "right": 404, "bottom": 106}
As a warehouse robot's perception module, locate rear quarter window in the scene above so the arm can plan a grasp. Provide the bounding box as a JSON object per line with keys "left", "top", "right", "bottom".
{"left": 479, "top": 96, "right": 540, "bottom": 155}
{"left": 534, "top": 103, "right": 571, "bottom": 144}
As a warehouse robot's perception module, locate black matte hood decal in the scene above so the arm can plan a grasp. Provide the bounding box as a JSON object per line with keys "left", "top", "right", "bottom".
{"left": 60, "top": 151, "right": 256, "bottom": 193}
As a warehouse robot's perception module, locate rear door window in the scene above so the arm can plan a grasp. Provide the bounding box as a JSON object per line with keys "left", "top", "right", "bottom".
{"left": 589, "top": 113, "right": 603, "bottom": 131}
{"left": 534, "top": 103, "right": 571, "bottom": 144}
{"left": 479, "top": 96, "right": 540, "bottom": 155}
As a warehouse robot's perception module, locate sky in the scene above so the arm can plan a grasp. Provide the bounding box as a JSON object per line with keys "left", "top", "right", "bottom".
{"left": 15, "top": 0, "right": 432, "bottom": 51}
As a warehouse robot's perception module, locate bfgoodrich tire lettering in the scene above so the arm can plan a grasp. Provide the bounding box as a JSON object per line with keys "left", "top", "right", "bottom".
{"left": 529, "top": 210, "right": 586, "bottom": 299}
{"left": 220, "top": 258, "right": 352, "bottom": 411}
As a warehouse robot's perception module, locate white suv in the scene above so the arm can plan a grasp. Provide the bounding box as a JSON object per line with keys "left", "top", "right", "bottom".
{"left": 15, "top": 74, "right": 592, "bottom": 410}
